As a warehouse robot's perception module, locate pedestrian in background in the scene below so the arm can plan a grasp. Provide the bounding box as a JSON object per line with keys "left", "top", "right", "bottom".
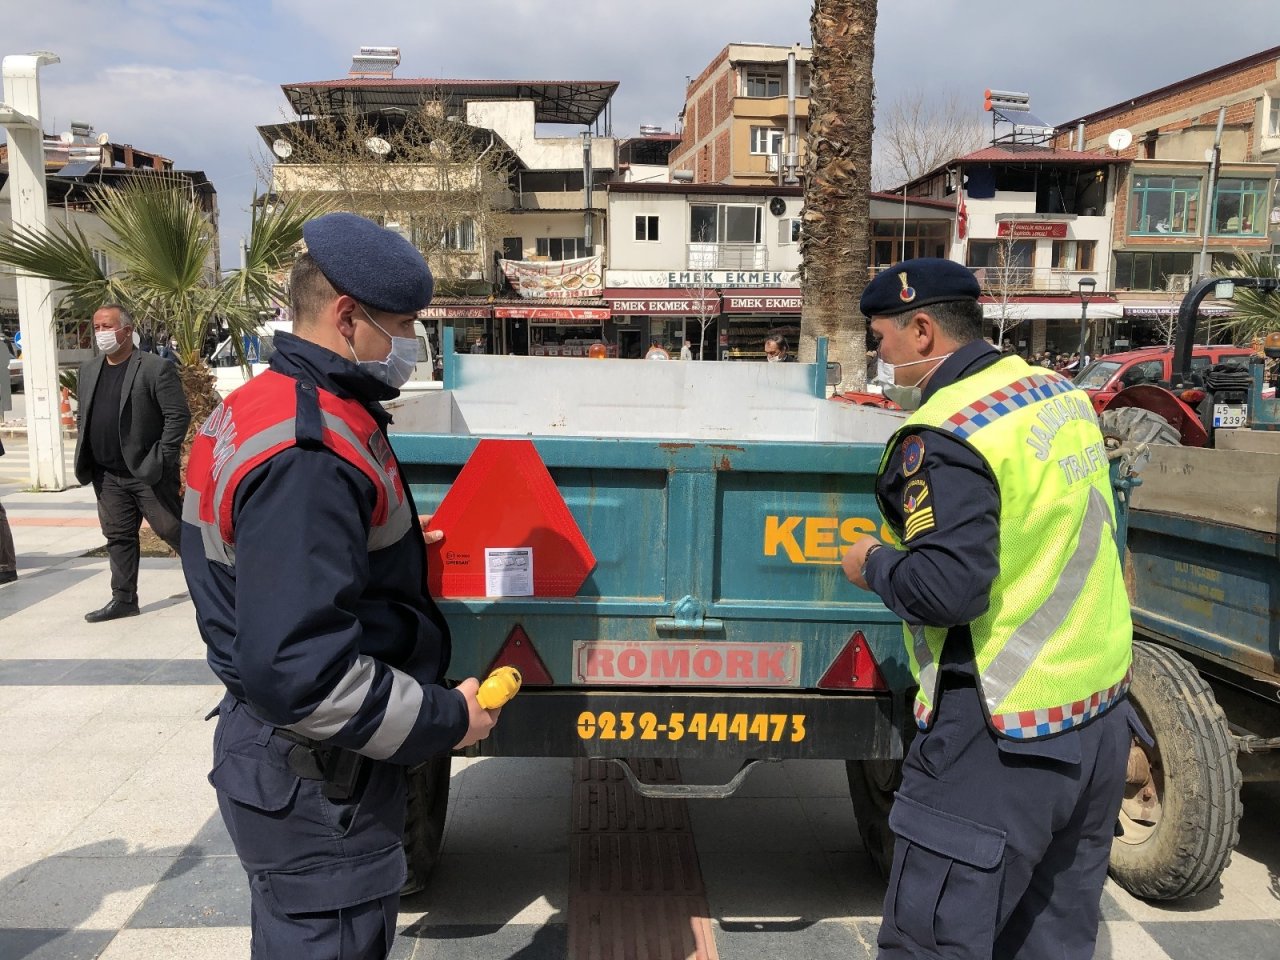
{"left": 763, "top": 333, "right": 795, "bottom": 362}
{"left": 182, "top": 213, "right": 497, "bottom": 960}
{"left": 75, "top": 304, "right": 190, "bottom": 622}
{"left": 680, "top": 339, "right": 693, "bottom": 361}
{"left": 842, "top": 258, "right": 1136, "bottom": 960}
{"left": 0, "top": 435, "right": 15, "bottom": 585}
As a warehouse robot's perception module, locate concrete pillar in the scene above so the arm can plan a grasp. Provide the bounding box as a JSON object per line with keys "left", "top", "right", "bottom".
{"left": 2, "top": 51, "right": 67, "bottom": 490}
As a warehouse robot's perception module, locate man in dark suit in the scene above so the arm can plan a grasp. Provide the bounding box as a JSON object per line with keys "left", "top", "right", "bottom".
{"left": 76, "top": 304, "right": 190, "bottom": 622}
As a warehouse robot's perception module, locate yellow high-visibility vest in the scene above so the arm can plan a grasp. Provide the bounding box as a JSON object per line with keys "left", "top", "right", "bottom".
{"left": 878, "top": 355, "right": 1131, "bottom": 738}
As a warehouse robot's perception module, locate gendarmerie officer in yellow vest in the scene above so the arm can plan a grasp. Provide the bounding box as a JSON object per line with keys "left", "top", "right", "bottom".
{"left": 842, "top": 259, "right": 1140, "bottom": 960}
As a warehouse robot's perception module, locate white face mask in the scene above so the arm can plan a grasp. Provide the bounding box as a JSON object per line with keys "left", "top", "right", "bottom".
{"left": 95, "top": 328, "right": 124, "bottom": 355}
{"left": 882, "top": 352, "right": 953, "bottom": 411}
{"left": 766, "top": 353, "right": 782, "bottom": 363}
{"left": 348, "top": 308, "right": 418, "bottom": 389}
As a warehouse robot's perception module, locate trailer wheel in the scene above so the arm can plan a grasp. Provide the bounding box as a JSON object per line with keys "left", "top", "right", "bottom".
{"left": 847, "top": 759, "right": 901, "bottom": 880}
{"left": 401, "top": 754, "right": 451, "bottom": 896}
{"left": 1109, "top": 641, "right": 1241, "bottom": 900}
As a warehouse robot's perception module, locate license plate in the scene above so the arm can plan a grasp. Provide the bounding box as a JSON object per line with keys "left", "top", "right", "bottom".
{"left": 576, "top": 709, "right": 807, "bottom": 743}
{"left": 1213, "top": 403, "right": 1247, "bottom": 428}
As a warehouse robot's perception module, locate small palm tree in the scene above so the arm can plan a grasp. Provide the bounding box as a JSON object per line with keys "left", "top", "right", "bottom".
{"left": 0, "top": 174, "right": 325, "bottom": 432}
{"left": 1217, "top": 252, "right": 1280, "bottom": 345}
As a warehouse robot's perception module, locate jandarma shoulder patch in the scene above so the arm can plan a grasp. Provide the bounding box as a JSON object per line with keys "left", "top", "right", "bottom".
{"left": 901, "top": 435, "right": 925, "bottom": 477}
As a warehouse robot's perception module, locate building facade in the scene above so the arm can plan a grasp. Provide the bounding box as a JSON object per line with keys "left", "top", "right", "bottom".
{"left": 1054, "top": 45, "right": 1280, "bottom": 344}
{"left": 668, "top": 43, "right": 811, "bottom": 187}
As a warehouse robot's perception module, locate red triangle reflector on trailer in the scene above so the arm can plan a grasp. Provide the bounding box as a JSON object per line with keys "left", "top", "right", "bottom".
{"left": 818, "top": 631, "right": 888, "bottom": 691}
{"left": 426, "top": 439, "right": 596, "bottom": 598}
{"left": 486, "top": 624, "right": 554, "bottom": 686}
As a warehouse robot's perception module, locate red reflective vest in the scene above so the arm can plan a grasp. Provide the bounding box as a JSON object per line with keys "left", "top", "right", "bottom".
{"left": 184, "top": 369, "right": 412, "bottom": 564}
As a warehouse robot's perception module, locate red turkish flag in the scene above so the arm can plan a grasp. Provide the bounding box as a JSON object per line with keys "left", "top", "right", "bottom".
{"left": 957, "top": 191, "right": 968, "bottom": 240}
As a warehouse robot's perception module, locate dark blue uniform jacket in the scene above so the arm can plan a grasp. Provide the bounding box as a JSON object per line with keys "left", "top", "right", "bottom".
{"left": 863, "top": 341, "right": 1004, "bottom": 675}
{"left": 182, "top": 332, "right": 468, "bottom": 763}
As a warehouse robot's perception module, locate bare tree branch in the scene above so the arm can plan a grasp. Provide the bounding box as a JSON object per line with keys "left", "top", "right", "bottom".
{"left": 873, "top": 89, "right": 987, "bottom": 190}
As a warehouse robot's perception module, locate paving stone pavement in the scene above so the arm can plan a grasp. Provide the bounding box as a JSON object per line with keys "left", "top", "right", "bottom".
{"left": 1, "top": 477, "right": 1279, "bottom": 959}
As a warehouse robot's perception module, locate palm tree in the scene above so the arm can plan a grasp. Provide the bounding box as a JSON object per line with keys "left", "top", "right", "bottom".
{"left": 1217, "top": 252, "right": 1280, "bottom": 345}
{"left": 0, "top": 174, "right": 324, "bottom": 431}
{"left": 799, "top": 0, "right": 878, "bottom": 389}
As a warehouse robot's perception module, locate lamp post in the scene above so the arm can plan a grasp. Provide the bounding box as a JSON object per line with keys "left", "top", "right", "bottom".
{"left": 1, "top": 50, "right": 66, "bottom": 490}
{"left": 1076, "top": 276, "right": 1097, "bottom": 374}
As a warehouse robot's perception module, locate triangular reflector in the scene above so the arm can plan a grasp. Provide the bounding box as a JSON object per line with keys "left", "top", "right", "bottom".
{"left": 817, "top": 631, "right": 888, "bottom": 691}
{"left": 487, "top": 625, "right": 554, "bottom": 686}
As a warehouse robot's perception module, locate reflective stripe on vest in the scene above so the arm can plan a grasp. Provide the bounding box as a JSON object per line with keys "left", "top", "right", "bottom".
{"left": 882, "top": 355, "right": 1132, "bottom": 738}
{"left": 184, "top": 370, "right": 412, "bottom": 564}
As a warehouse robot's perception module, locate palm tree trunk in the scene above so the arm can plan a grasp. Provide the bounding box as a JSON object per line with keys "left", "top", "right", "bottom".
{"left": 800, "top": 0, "right": 878, "bottom": 390}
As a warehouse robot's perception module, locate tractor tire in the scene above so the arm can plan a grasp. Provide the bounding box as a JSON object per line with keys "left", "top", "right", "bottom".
{"left": 1108, "top": 641, "right": 1241, "bottom": 900}
{"left": 847, "top": 758, "right": 901, "bottom": 881}
{"left": 1100, "top": 407, "right": 1182, "bottom": 447}
{"left": 401, "top": 754, "right": 452, "bottom": 896}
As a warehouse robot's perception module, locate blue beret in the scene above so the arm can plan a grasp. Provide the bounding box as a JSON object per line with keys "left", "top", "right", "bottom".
{"left": 859, "top": 257, "right": 980, "bottom": 318}
{"left": 302, "top": 212, "right": 434, "bottom": 313}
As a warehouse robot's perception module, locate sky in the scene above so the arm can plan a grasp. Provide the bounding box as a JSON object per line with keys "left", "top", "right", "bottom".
{"left": 2, "top": 0, "right": 1275, "bottom": 265}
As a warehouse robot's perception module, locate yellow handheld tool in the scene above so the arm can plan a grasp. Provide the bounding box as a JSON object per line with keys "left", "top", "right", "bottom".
{"left": 476, "top": 666, "right": 522, "bottom": 710}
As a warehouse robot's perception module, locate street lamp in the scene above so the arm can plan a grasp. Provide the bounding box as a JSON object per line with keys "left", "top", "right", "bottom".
{"left": 1076, "top": 276, "right": 1097, "bottom": 374}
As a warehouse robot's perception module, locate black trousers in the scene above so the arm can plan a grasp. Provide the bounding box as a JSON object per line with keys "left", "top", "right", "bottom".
{"left": 92, "top": 466, "right": 182, "bottom": 604}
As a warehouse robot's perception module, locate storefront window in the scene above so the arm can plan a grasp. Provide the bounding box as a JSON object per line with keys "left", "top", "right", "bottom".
{"left": 1129, "top": 175, "right": 1201, "bottom": 236}
{"left": 1212, "top": 179, "right": 1269, "bottom": 236}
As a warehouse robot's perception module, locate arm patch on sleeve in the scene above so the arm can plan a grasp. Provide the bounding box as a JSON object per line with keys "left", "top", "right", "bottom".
{"left": 902, "top": 475, "right": 935, "bottom": 542}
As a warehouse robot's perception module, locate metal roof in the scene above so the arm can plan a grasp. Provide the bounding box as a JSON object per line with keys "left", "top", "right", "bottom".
{"left": 1057, "top": 44, "right": 1280, "bottom": 129}
{"left": 954, "top": 145, "right": 1126, "bottom": 165}
{"left": 282, "top": 79, "right": 619, "bottom": 126}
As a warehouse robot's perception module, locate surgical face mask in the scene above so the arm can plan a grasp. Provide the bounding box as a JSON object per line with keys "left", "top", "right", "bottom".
{"left": 349, "top": 308, "right": 418, "bottom": 389}
{"left": 766, "top": 353, "right": 782, "bottom": 363}
{"left": 882, "top": 352, "right": 954, "bottom": 411}
{"left": 95, "top": 328, "right": 124, "bottom": 355}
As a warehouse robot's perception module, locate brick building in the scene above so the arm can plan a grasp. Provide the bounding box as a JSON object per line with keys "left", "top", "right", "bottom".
{"left": 1054, "top": 44, "right": 1280, "bottom": 332}
{"left": 668, "top": 43, "right": 811, "bottom": 187}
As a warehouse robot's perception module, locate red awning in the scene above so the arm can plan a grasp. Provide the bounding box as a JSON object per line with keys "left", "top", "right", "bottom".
{"left": 420, "top": 305, "right": 491, "bottom": 319}
{"left": 494, "top": 305, "right": 610, "bottom": 322}
{"left": 605, "top": 288, "right": 803, "bottom": 314}
{"left": 723, "top": 290, "right": 802, "bottom": 313}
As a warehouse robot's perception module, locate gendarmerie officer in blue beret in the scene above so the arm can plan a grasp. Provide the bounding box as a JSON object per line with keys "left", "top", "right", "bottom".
{"left": 841, "top": 259, "right": 1141, "bottom": 959}
{"left": 182, "top": 212, "right": 499, "bottom": 959}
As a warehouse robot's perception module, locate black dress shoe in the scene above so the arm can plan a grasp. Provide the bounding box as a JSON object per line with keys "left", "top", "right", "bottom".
{"left": 84, "top": 599, "right": 140, "bottom": 623}
{"left": 0, "top": 570, "right": 15, "bottom": 585}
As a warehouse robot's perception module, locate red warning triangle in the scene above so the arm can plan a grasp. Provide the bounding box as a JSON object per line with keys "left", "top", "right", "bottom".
{"left": 426, "top": 439, "right": 596, "bottom": 598}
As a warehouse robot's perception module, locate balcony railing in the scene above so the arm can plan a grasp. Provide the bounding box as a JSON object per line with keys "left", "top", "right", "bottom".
{"left": 689, "top": 243, "right": 770, "bottom": 270}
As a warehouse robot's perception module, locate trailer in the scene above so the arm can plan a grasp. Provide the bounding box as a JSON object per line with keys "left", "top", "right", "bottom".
{"left": 1103, "top": 277, "right": 1280, "bottom": 899}
{"left": 387, "top": 335, "right": 915, "bottom": 888}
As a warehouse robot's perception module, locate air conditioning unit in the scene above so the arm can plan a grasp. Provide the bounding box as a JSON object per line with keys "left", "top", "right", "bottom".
{"left": 1166, "top": 273, "right": 1191, "bottom": 293}
{"left": 766, "top": 155, "right": 780, "bottom": 173}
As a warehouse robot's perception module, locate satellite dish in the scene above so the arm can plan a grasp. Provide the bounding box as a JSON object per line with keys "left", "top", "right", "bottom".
{"left": 96, "top": 132, "right": 110, "bottom": 146}
{"left": 365, "top": 136, "right": 392, "bottom": 156}
{"left": 1106, "top": 128, "right": 1133, "bottom": 152}
{"left": 58, "top": 131, "right": 75, "bottom": 145}
{"left": 272, "top": 138, "right": 293, "bottom": 159}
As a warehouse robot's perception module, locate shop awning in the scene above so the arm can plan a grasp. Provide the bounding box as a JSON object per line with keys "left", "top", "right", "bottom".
{"left": 494, "top": 305, "right": 611, "bottom": 322}
{"left": 604, "top": 288, "right": 803, "bottom": 314}
{"left": 420, "top": 304, "right": 492, "bottom": 319}
{"left": 979, "top": 295, "right": 1122, "bottom": 320}
{"left": 604, "top": 289, "right": 719, "bottom": 314}
{"left": 723, "top": 290, "right": 802, "bottom": 313}
{"left": 1120, "top": 301, "right": 1233, "bottom": 318}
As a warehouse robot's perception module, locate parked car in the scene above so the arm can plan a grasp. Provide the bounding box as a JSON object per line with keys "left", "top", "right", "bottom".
{"left": 1074, "top": 344, "right": 1253, "bottom": 412}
